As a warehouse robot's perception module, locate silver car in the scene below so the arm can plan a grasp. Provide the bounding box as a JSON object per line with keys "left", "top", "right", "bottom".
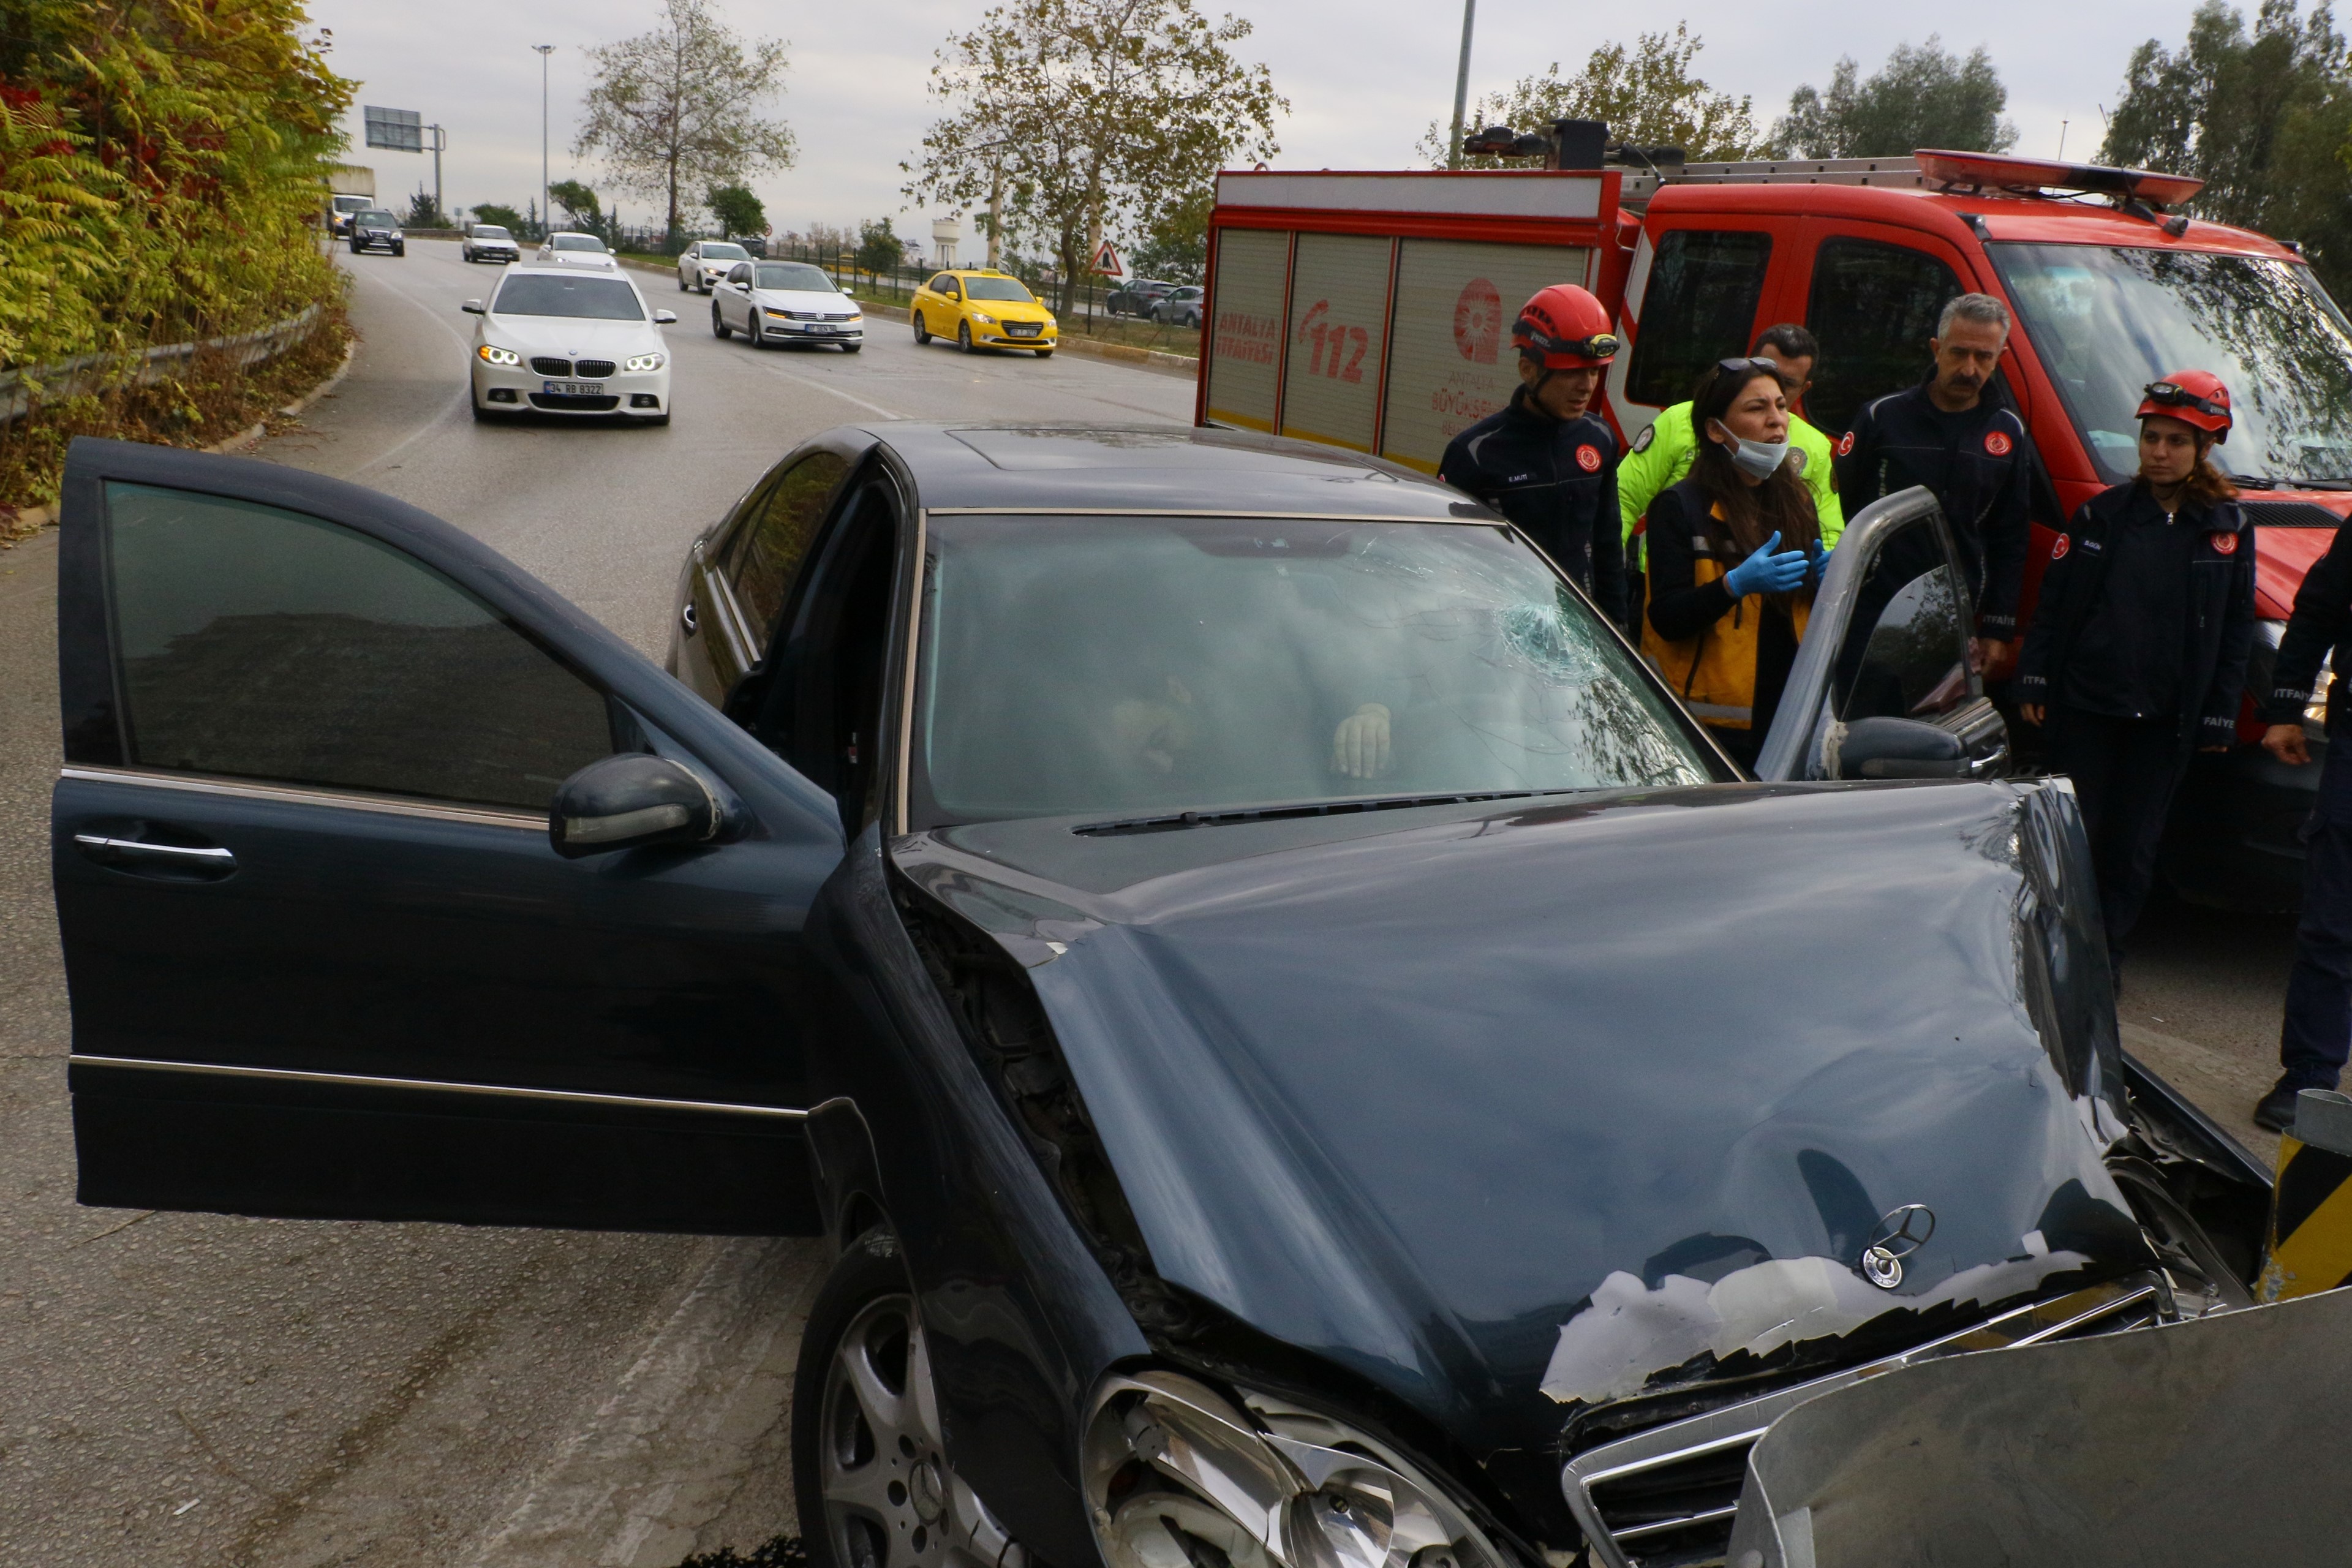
{"left": 709, "top": 260, "right": 864, "bottom": 351}
{"left": 535, "top": 232, "right": 617, "bottom": 270}
{"left": 677, "top": 239, "right": 754, "bottom": 294}
{"left": 461, "top": 224, "right": 519, "bottom": 265}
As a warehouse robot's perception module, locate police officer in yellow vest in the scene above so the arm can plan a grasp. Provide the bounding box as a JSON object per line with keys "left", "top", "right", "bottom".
{"left": 1621, "top": 323, "right": 1845, "bottom": 564}
{"left": 1643, "top": 358, "right": 1828, "bottom": 766}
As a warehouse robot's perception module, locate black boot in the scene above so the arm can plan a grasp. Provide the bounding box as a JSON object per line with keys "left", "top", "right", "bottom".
{"left": 2256, "top": 1079, "right": 2304, "bottom": 1134}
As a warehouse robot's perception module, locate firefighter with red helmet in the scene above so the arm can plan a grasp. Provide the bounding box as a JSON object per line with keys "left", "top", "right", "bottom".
{"left": 1437, "top": 284, "right": 1626, "bottom": 625}
{"left": 2017, "top": 370, "right": 2256, "bottom": 981}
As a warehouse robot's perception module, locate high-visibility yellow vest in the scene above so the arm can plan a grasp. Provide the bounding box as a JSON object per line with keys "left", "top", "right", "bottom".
{"left": 1642, "top": 508, "right": 1811, "bottom": 733}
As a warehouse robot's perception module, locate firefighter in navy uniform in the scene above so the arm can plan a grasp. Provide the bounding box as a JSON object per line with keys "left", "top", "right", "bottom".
{"left": 1438, "top": 284, "right": 1626, "bottom": 628}
{"left": 2016, "top": 371, "right": 2255, "bottom": 983}
{"left": 1834, "top": 292, "right": 2034, "bottom": 671}
{"left": 2255, "top": 511, "right": 2352, "bottom": 1128}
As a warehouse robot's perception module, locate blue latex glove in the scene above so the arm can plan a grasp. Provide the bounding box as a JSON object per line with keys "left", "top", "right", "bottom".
{"left": 1723, "top": 531, "right": 1810, "bottom": 598}
{"left": 1807, "top": 540, "right": 1834, "bottom": 586}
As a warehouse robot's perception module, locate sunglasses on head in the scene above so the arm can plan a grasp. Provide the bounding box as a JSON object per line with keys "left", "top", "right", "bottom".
{"left": 2143, "top": 380, "right": 2226, "bottom": 418}
{"left": 1717, "top": 356, "right": 1781, "bottom": 377}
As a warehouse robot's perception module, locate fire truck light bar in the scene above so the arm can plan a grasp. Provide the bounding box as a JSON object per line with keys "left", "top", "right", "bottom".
{"left": 1915, "top": 148, "right": 2204, "bottom": 207}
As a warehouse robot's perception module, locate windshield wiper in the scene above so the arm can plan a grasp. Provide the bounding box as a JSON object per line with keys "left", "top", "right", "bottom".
{"left": 1073, "top": 787, "right": 1589, "bottom": 837}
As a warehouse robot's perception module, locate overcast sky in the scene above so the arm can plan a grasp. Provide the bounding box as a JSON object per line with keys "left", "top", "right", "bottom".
{"left": 311, "top": 0, "right": 2225, "bottom": 244}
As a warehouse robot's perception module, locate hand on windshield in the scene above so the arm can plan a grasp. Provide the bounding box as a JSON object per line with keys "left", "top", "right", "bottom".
{"left": 1333, "top": 703, "right": 1392, "bottom": 779}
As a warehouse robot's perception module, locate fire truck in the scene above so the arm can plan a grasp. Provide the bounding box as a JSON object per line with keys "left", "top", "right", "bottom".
{"left": 1196, "top": 140, "right": 2352, "bottom": 910}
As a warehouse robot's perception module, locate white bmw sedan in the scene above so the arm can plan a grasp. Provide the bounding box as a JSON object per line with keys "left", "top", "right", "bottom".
{"left": 462, "top": 266, "right": 676, "bottom": 425}
{"left": 709, "top": 259, "right": 864, "bottom": 351}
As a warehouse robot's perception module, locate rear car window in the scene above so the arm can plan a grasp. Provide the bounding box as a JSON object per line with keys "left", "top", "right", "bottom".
{"left": 1626, "top": 230, "right": 1773, "bottom": 409}
{"left": 103, "top": 483, "right": 613, "bottom": 810}
{"left": 1805, "top": 238, "right": 1962, "bottom": 437}
{"left": 493, "top": 275, "right": 644, "bottom": 320}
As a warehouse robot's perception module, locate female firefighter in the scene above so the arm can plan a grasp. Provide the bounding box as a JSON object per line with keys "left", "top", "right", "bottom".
{"left": 2016, "top": 371, "right": 2256, "bottom": 978}
{"left": 1641, "top": 358, "right": 1828, "bottom": 767}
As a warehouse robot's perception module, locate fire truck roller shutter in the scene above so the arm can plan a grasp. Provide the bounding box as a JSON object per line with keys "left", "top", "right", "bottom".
{"left": 1206, "top": 228, "right": 1289, "bottom": 432}
{"left": 1280, "top": 233, "right": 1394, "bottom": 454}
{"left": 1379, "top": 239, "right": 1594, "bottom": 475}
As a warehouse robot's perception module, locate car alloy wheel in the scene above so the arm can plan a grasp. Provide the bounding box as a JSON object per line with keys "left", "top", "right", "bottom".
{"left": 796, "top": 1232, "right": 1025, "bottom": 1568}
{"left": 748, "top": 313, "right": 766, "bottom": 349}
{"left": 679, "top": 273, "right": 688, "bottom": 292}
{"left": 912, "top": 313, "right": 931, "bottom": 345}
{"left": 713, "top": 306, "right": 731, "bottom": 340}
{"left": 957, "top": 322, "right": 973, "bottom": 353}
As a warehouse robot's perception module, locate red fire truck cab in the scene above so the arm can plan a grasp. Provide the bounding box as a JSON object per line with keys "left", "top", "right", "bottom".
{"left": 1197, "top": 149, "right": 2352, "bottom": 910}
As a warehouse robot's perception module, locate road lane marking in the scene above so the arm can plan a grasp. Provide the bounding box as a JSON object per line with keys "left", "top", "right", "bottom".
{"left": 753, "top": 361, "right": 905, "bottom": 420}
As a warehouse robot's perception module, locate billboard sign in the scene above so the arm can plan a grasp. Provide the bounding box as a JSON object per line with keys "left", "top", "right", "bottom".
{"left": 363, "top": 106, "right": 423, "bottom": 153}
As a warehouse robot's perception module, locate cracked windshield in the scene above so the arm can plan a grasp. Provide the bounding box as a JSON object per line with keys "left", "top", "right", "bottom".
{"left": 916, "top": 516, "right": 1716, "bottom": 822}
{"left": 1992, "top": 242, "right": 2352, "bottom": 486}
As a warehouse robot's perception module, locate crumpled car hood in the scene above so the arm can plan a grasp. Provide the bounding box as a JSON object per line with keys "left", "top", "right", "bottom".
{"left": 906, "top": 778, "right": 2146, "bottom": 1453}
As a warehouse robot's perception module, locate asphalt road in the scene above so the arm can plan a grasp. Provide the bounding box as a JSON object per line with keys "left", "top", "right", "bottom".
{"left": 0, "top": 239, "right": 1193, "bottom": 1568}
{"left": 0, "top": 239, "right": 2305, "bottom": 1566}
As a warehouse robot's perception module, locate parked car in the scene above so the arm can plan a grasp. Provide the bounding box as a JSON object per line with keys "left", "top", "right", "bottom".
{"left": 909, "top": 268, "right": 1058, "bottom": 355}
{"left": 460, "top": 264, "right": 675, "bottom": 424}
{"left": 535, "top": 232, "right": 617, "bottom": 270}
{"left": 679, "top": 240, "right": 755, "bottom": 293}
{"left": 1152, "top": 285, "right": 1204, "bottom": 327}
{"left": 711, "top": 260, "right": 864, "bottom": 352}
{"left": 461, "top": 224, "right": 520, "bottom": 265}
{"left": 347, "top": 209, "right": 404, "bottom": 256}
{"left": 49, "top": 426, "right": 2275, "bottom": 1568}
{"left": 1107, "top": 278, "right": 1178, "bottom": 317}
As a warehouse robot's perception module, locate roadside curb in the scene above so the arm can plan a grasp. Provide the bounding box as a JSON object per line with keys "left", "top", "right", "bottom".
{"left": 0, "top": 332, "right": 358, "bottom": 544}
{"left": 615, "top": 255, "right": 1199, "bottom": 375}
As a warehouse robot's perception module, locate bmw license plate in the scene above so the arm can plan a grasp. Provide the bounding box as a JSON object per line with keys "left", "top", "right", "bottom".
{"left": 544, "top": 380, "right": 603, "bottom": 396}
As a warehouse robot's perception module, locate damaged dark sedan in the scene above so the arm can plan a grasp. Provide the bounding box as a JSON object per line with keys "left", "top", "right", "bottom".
{"left": 52, "top": 429, "right": 2275, "bottom": 1568}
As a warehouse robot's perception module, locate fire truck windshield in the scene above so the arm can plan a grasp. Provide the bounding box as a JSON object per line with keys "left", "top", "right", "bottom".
{"left": 1990, "top": 242, "right": 2352, "bottom": 488}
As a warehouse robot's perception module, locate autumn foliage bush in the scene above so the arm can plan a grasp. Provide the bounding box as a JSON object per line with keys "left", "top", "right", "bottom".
{"left": 0, "top": 0, "right": 355, "bottom": 519}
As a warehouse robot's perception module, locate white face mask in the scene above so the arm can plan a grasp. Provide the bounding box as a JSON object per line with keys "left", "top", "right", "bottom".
{"left": 1711, "top": 420, "right": 1792, "bottom": 481}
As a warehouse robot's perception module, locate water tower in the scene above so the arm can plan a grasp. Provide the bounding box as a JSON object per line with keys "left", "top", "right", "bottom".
{"left": 931, "top": 217, "right": 962, "bottom": 268}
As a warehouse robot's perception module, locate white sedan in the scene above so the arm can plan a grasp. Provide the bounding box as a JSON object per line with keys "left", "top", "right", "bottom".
{"left": 709, "top": 260, "right": 864, "bottom": 351}
{"left": 536, "top": 232, "right": 619, "bottom": 270}
{"left": 677, "top": 239, "right": 753, "bottom": 293}
{"left": 462, "top": 265, "right": 676, "bottom": 426}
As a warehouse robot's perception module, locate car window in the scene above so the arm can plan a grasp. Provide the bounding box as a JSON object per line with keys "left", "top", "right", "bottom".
{"left": 728, "top": 263, "right": 752, "bottom": 285}
{"left": 492, "top": 275, "right": 645, "bottom": 320}
{"left": 927, "top": 274, "right": 953, "bottom": 293}
{"left": 941, "top": 278, "right": 962, "bottom": 299}
{"left": 1806, "top": 238, "right": 1963, "bottom": 437}
{"left": 727, "top": 453, "right": 853, "bottom": 649}
{"left": 334, "top": 196, "right": 369, "bottom": 213}
{"left": 704, "top": 243, "right": 750, "bottom": 262}
{"left": 551, "top": 233, "right": 608, "bottom": 252}
{"left": 360, "top": 211, "right": 397, "bottom": 226}
{"left": 102, "top": 483, "right": 614, "bottom": 811}
{"left": 1831, "top": 514, "right": 1972, "bottom": 723}
{"left": 756, "top": 263, "right": 834, "bottom": 291}
{"left": 1626, "top": 229, "right": 1773, "bottom": 409}
{"left": 473, "top": 225, "right": 511, "bottom": 240}
{"left": 965, "top": 276, "right": 1033, "bottom": 303}
{"left": 913, "top": 515, "right": 1720, "bottom": 824}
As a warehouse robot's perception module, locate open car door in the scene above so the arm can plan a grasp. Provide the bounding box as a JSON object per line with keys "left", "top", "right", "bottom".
{"left": 1754, "top": 485, "right": 2011, "bottom": 783}
{"left": 52, "top": 438, "right": 854, "bottom": 1234}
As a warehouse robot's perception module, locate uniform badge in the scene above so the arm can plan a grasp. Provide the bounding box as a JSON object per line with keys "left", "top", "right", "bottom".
{"left": 1630, "top": 424, "right": 1654, "bottom": 454}
{"left": 1787, "top": 447, "right": 1807, "bottom": 476}
{"left": 2211, "top": 530, "right": 2239, "bottom": 555}
{"left": 2051, "top": 533, "right": 2070, "bottom": 560}
{"left": 1985, "top": 430, "right": 2014, "bottom": 456}
{"left": 1575, "top": 444, "right": 1602, "bottom": 473}
{"left": 1836, "top": 430, "right": 1856, "bottom": 458}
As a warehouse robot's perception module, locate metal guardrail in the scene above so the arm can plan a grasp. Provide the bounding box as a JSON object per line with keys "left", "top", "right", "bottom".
{"left": 0, "top": 303, "right": 325, "bottom": 425}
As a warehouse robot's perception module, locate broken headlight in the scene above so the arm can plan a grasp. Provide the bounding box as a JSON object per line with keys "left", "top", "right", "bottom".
{"left": 1084, "top": 1371, "right": 1512, "bottom": 1568}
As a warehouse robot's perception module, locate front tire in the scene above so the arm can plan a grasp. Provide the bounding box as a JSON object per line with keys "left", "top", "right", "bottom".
{"left": 794, "top": 1232, "right": 1024, "bottom": 1568}
{"left": 679, "top": 273, "right": 688, "bottom": 292}
{"left": 393, "top": 243, "right": 405, "bottom": 256}
{"left": 911, "top": 312, "right": 930, "bottom": 345}
{"left": 712, "top": 306, "right": 731, "bottom": 340}
{"left": 957, "top": 322, "right": 973, "bottom": 353}
{"left": 842, "top": 342, "right": 863, "bottom": 353}
{"left": 748, "top": 313, "right": 766, "bottom": 349}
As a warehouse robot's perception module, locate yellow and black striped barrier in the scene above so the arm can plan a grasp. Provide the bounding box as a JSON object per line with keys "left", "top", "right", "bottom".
{"left": 2260, "top": 1088, "right": 2352, "bottom": 1302}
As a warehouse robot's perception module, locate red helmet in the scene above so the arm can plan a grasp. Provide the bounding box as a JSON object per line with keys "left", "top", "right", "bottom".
{"left": 1513, "top": 284, "right": 1618, "bottom": 369}
{"left": 2137, "top": 370, "right": 2231, "bottom": 440}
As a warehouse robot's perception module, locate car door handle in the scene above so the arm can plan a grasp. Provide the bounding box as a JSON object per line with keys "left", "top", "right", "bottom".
{"left": 75, "top": 834, "right": 237, "bottom": 877}
{"left": 681, "top": 600, "right": 698, "bottom": 633}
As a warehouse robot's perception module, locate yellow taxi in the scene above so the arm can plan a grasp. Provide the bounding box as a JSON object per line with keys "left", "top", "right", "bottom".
{"left": 910, "top": 269, "right": 1058, "bottom": 356}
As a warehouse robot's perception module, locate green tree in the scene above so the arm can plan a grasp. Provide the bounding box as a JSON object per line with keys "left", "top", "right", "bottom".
{"left": 903, "top": 0, "right": 1284, "bottom": 314}
{"left": 856, "top": 217, "right": 905, "bottom": 282}
{"left": 548, "top": 178, "right": 601, "bottom": 227}
{"left": 404, "top": 186, "right": 448, "bottom": 228}
{"left": 1770, "top": 37, "right": 2017, "bottom": 157}
{"left": 574, "top": 0, "right": 796, "bottom": 241}
{"left": 1125, "top": 184, "right": 1210, "bottom": 283}
{"left": 2101, "top": 2, "right": 2352, "bottom": 296}
{"left": 469, "top": 202, "right": 527, "bottom": 232}
{"left": 706, "top": 183, "right": 764, "bottom": 236}
{"left": 1418, "top": 24, "right": 1766, "bottom": 167}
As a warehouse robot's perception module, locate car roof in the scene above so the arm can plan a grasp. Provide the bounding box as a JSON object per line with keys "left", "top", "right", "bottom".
{"left": 859, "top": 423, "right": 1497, "bottom": 519}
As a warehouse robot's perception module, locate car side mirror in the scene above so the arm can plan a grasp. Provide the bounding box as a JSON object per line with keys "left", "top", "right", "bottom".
{"left": 549, "top": 754, "right": 721, "bottom": 858}
{"left": 461, "top": 300, "right": 485, "bottom": 314}
{"left": 652, "top": 309, "right": 677, "bottom": 325}
{"left": 1831, "top": 717, "right": 1967, "bottom": 780}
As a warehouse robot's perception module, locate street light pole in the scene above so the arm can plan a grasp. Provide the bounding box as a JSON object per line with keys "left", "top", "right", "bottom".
{"left": 1447, "top": 0, "right": 1477, "bottom": 170}
{"left": 429, "top": 124, "right": 445, "bottom": 224}
{"left": 533, "top": 44, "right": 554, "bottom": 238}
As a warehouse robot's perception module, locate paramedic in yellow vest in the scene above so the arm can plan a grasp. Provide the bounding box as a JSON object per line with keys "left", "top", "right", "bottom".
{"left": 1642, "top": 358, "right": 1828, "bottom": 767}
